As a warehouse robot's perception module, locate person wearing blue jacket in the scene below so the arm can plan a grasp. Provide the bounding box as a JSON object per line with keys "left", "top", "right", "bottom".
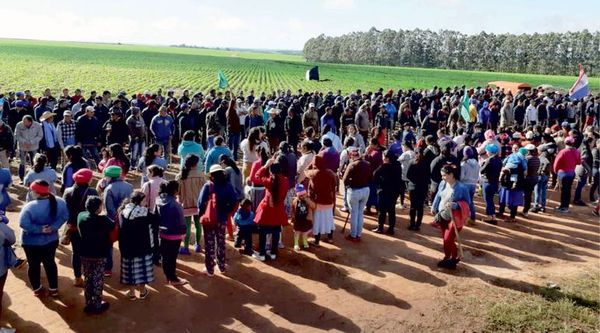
{"left": 102, "top": 166, "right": 133, "bottom": 276}
{"left": 431, "top": 164, "right": 472, "bottom": 270}
{"left": 204, "top": 136, "right": 232, "bottom": 173}
{"left": 19, "top": 180, "right": 69, "bottom": 296}
{"left": 150, "top": 106, "right": 175, "bottom": 164}
{"left": 0, "top": 214, "right": 16, "bottom": 315}
{"left": 177, "top": 130, "right": 205, "bottom": 170}
{"left": 155, "top": 180, "right": 188, "bottom": 286}
{"left": 233, "top": 199, "right": 255, "bottom": 255}
{"left": 0, "top": 168, "right": 11, "bottom": 211}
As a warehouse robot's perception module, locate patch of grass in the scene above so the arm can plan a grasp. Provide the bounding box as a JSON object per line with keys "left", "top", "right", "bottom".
{"left": 0, "top": 39, "right": 597, "bottom": 94}
{"left": 485, "top": 272, "right": 600, "bottom": 333}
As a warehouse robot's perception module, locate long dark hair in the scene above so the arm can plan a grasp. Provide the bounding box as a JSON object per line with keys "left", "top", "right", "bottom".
{"left": 159, "top": 180, "right": 179, "bottom": 196}
{"left": 109, "top": 143, "right": 130, "bottom": 173}
{"left": 269, "top": 162, "right": 282, "bottom": 205}
{"left": 181, "top": 154, "right": 199, "bottom": 180}
{"left": 65, "top": 145, "right": 87, "bottom": 170}
{"left": 247, "top": 127, "right": 261, "bottom": 152}
{"left": 34, "top": 180, "right": 57, "bottom": 219}
{"left": 144, "top": 144, "right": 160, "bottom": 169}
{"left": 258, "top": 146, "right": 269, "bottom": 165}
{"left": 33, "top": 153, "right": 47, "bottom": 173}
{"left": 220, "top": 155, "right": 240, "bottom": 175}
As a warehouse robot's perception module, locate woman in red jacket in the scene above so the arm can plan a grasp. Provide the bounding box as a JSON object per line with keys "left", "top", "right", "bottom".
{"left": 253, "top": 159, "right": 288, "bottom": 262}
{"left": 553, "top": 136, "right": 581, "bottom": 212}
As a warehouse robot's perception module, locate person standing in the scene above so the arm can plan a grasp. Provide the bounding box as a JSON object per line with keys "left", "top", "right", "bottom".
{"left": 103, "top": 166, "right": 133, "bottom": 277}
{"left": 177, "top": 155, "right": 205, "bottom": 254}
{"left": 39, "top": 111, "right": 61, "bottom": 170}
{"left": 75, "top": 106, "right": 101, "bottom": 166}
{"left": 56, "top": 110, "right": 77, "bottom": 152}
{"left": 406, "top": 148, "right": 431, "bottom": 231}
{"left": 342, "top": 148, "right": 371, "bottom": 242}
{"left": 553, "top": 136, "right": 581, "bottom": 213}
{"left": 118, "top": 191, "right": 155, "bottom": 300}
{"left": 63, "top": 168, "right": 97, "bottom": 287}
{"left": 19, "top": 180, "right": 69, "bottom": 296}
{"left": 155, "top": 181, "right": 188, "bottom": 285}
{"left": 150, "top": 106, "right": 174, "bottom": 164}
{"left": 252, "top": 161, "right": 289, "bottom": 261}
{"left": 305, "top": 155, "right": 337, "bottom": 245}
{"left": 23, "top": 154, "right": 57, "bottom": 202}
{"left": 522, "top": 144, "right": 540, "bottom": 217}
{"left": 77, "top": 196, "right": 116, "bottom": 314}
{"left": 226, "top": 99, "right": 241, "bottom": 161}
{"left": 126, "top": 107, "right": 147, "bottom": 168}
{"left": 460, "top": 146, "right": 479, "bottom": 223}
{"left": 197, "top": 165, "right": 237, "bottom": 275}
{"left": 479, "top": 144, "right": 502, "bottom": 224}
{"left": 372, "top": 150, "right": 403, "bottom": 235}
{"left": 177, "top": 130, "right": 205, "bottom": 171}
{"left": 15, "top": 115, "right": 43, "bottom": 182}
{"left": 0, "top": 120, "right": 13, "bottom": 169}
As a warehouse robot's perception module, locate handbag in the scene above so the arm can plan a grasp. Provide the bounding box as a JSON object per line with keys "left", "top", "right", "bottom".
{"left": 200, "top": 183, "right": 218, "bottom": 227}
{"left": 60, "top": 187, "right": 89, "bottom": 246}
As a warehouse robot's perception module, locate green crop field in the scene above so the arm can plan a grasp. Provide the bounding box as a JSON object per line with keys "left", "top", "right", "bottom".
{"left": 0, "top": 39, "right": 597, "bottom": 95}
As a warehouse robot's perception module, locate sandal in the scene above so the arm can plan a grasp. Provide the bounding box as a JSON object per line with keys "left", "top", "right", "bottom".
{"left": 139, "top": 288, "right": 149, "bottom": 300}
{"left": 126, "top": 290, "right": 137, "bottom": 301}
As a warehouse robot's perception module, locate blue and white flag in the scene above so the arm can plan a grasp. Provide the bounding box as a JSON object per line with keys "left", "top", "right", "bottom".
{"left": 569, "top": 64, "right": 589, "bottom": 100}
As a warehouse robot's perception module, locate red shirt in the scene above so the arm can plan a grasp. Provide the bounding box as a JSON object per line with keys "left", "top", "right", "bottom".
{"left": 553, "top": 147, "right": 581, "bottom": 173}
{"left": 254, "top": 166, "right": 289, "bottom": 227}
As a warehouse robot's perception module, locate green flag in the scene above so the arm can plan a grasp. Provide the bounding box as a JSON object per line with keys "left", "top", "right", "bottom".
{"left": 217, "top": 70, "right": 229, "bottom": 89}
{"left": 460, "top": 93, "right": 470, "bottom": 122}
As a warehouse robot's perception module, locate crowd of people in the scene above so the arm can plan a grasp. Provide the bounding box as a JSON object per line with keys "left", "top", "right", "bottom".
{"left": 0, "top": 85, "right": 598, "bottom": 315}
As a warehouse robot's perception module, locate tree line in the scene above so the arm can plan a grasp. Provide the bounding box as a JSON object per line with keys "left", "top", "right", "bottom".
{"left": 303, "top": 28, "right": 600, "bottom": 77}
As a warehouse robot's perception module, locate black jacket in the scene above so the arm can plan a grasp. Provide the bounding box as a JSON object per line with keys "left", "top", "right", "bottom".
{"left": 407, "top": 159, "right": 431, "bottom": 193}
{"left": 119, "top": 204, "right": 155, "bottom": 259}
{"left": 0, "top": 124, "right": 14, "bottom": 152}
{"left": 480, "top": 156, "right": 502, "bottom": 185}
{"left": 373, "top": 162, "right": 404, "bottom": 196}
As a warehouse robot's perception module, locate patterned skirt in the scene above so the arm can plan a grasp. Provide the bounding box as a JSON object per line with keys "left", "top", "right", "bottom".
{"left": 120, "top": 254, "right": 155, "bottom": 285}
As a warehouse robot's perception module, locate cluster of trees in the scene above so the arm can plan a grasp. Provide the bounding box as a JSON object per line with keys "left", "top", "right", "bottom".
{"left": 303, "top": 28, "right": 600, "bottom": 76}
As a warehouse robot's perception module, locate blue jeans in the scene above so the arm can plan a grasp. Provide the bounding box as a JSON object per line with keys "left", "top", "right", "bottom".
{"left": 130, "top": 138, "right": 145, "bottom": 168}
{"left": 347, "top": 187, "right": 370, "bottom": 238}
{"left": 228, "top": 132, "right": 240, "bottom": 161}
{"left": 82, "top": 145, "right": 100, "bottom": 165}
{"left": 574, "top": 174, "right": 587, "bottom": 202}
{"left": 155, "top": 138, "right": 171, "bottom": 164}
{"left": 481, "top": 182, "right": 498, "bottom": 216}
{"left": 465, "top": 184, "right": 476, "bottom": 219}
{"left": 534, "top": 175, "right": 549, "bottom": 208}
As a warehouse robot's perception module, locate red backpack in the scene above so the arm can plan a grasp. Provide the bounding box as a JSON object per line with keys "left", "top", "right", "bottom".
{"left": 200, "top": 182, "right": 218, "bottom": 227}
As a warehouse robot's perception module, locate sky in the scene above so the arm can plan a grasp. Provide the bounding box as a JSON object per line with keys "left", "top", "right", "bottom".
{"left": 0, "top": 0, "right": 598, "bottom": 50}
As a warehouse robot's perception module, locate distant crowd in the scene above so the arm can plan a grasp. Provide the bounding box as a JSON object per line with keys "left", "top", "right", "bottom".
{"left": 0, "top": 85, "right": 597, "bottom": 315}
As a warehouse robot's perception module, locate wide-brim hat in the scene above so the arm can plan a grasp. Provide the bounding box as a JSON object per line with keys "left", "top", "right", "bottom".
{"left": 39, "top": 111, "right": 56, "bottom": 121}
{"left": 209, "top": 164, "right": 224, "bottom": 174}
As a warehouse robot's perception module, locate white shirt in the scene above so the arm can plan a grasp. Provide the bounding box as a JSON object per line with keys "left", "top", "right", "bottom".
{"left": 525, "top": 105, "right": 538, "bottom": 123}
{"left": 240, "top": 139, "right": 268, "bottom": 164}
{"left": 321, "top": 132, "right": 343, "bottom": 152}
{"left": 237, "top": 106, "right": 248, "bottom": 126}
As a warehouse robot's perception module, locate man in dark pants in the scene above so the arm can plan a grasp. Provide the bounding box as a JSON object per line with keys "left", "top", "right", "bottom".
{"left": 371, "top": 150, "right": 403, "bottom": 235}
{"left": 522, "top": 144, "right": 540, "bottom": 217}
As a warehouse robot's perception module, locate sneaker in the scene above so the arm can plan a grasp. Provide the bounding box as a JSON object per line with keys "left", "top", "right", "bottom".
{"left": 252, "top": 252, "right": 266, "bottom": 262}
{"left": 0, "top": 327, "right": 16, "bottom": 333}
{"left": 522, "top": 211, "right": 529, "bottom": 218}
{"left": 73, "top": 277, "right": 84, "bottom": 288}
{"left": 104, "top": 271, "right": 112, "bottom": 278}
{"left": 340, "top": 207, "right": 349, "bottom": 212}
{"left": 179, "top": 247, "right": 191, "bottom": 255}
{"left": 13, "top": 258, "right": 27, "bottom": 270}
{"left": 268, "top": 253, "right": 277, "bottom": 260}
{"left": 195, "top": 245, "right": 202, "bottom": 253}
{"left": 278, "top": 242, "right": 285, "bottom": 249}
{"left": 33, "top": 286, "right": 44, "bottom": 297}
{"left": 48, "top": 288, "right": 59, "bottom": 297}
{"left": 345, "top": 235, "right": 359, "bottom": 243}
{"left": 371, "top": 228, "right": 384, "bottom": 234}
{"left": 437, "top": 259, "right": 456, "bottom": 269}
{"left": 293, "top": 245, "right": 301, "bottom": 252}
{"left": 139, "top": 288, "right": 149, "bottom": 300}
{"left": 126, "top": 290, "right": 137, "bottom": 301}
{"left": 168, "top": 278, "right": 189, "bottom": 286}
{"left": 554, "top": 207, "right": 570, "bottom": 213}
{"left": 302, "top": 242, "right": 309, "bottom": 249}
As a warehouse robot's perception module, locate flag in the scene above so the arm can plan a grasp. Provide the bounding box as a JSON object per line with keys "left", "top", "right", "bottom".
{"left": 460, "top": 93, "right": 470, "bottom": 122}
{"left": 569, "top": 64, "right": 589, "bottom": 100}
{"left": 217, "top": 70, "right": 228, "bottom": 89}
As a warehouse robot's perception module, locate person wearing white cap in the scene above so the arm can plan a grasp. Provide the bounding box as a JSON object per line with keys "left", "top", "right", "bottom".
{"left": 522, "top": 143, "right": 540, "bottom": 217}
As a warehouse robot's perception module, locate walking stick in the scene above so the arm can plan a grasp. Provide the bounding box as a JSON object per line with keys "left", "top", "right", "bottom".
{"left": 341, "top": 212, "right": 350, "bottom": 234}
{"left": 451, "top": 221, "right": 464, "bottom": 260}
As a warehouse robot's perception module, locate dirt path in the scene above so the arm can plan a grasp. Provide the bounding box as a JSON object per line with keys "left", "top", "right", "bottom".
{"left": 1, "top": 169, "right": 598, "bottom": 332}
